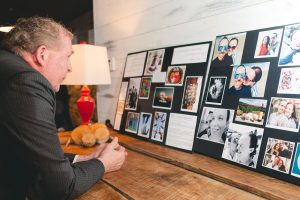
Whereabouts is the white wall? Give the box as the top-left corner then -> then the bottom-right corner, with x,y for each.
93,0 -> 300,123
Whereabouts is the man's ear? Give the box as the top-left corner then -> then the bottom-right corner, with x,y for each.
34,45 -> 48,67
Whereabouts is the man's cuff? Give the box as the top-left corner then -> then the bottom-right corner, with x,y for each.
72,155 -> 79,163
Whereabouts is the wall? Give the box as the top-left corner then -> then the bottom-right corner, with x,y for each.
93,0 -> 300,123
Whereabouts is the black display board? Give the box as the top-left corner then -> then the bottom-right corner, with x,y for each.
193,23 -> 300,185
115,41 -> 212,150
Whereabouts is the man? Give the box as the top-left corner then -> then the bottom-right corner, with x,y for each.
211,37 -> 233,67
228,37 -> 239,65
0,17 -> 127,200
243,66 -> 262,97
267,100 -> 288,127
228,65 -> 252,97
269,33 -> 279,55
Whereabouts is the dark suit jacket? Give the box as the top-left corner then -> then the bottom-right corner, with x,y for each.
0,49 -> 105,200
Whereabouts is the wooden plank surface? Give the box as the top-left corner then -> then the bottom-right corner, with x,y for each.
110,131 -> 300,200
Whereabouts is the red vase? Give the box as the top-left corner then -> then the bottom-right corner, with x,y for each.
77,85 -> 95,125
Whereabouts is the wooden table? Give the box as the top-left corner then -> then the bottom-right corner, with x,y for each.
59,131 -> 300,200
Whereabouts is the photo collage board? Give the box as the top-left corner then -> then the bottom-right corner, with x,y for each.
193,23 -> 300,185
114,42 -> 212,151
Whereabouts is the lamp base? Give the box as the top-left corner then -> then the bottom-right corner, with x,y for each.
77,85 -> 95,125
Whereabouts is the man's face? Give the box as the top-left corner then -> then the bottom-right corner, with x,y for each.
228,39 -> 238,54
217,38 -> 229,60
244,68 -> 255,86
233,66 -> 246,90
271,33 -> 277,43
278,100 -> 287,114
44,34 -> 73,92
291,31 -> 300,50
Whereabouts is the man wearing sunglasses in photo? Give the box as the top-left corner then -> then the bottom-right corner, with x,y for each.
228,65 -> 252,97
243,66 -> 262,97
228,37 -> 239,65
211,37 -> 233,67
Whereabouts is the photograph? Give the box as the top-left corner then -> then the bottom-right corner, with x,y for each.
205,76 -> 227,105
137,112 -> 152,138
262,137 -> 295,174
125,78 -> 141,110
151,112 -> 167,142
125,112 -> 140,134
254,28 -> 283,58
139,77 -> 152,99
278,23 -> 300,66
197,107 -> 234,144
222,123 -> 264,168
211,32 -> 246,67
266,97 -> 300,132
277,67 -> 300,94
228,62 -> 270,97
152,87 -> 174,110
165,65 -> 186,86
144,49 -> 165,76
235,98 -> 268,126
181,76 -> 203,113
291,143 -> 300,178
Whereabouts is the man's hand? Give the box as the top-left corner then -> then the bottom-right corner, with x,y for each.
98,137 -> 127,173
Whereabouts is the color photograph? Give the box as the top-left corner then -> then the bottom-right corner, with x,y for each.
262,137 -> 294,174
222,123 -> 264,168
235,98 -> 267,126
277,67 -> 300,94
125,78 -> 141,110
211,32 -> 246,67
139,77 -> 152,99
205,76 -> 227,105
151,112 -> 167,142
254,28 -> 283,58
144,49 -> 165,76
138,112 -> 152,138
125,112 -> 140,134
152,87 -> 174,110
266,97 -> 300,132
291,143 -> 300,178
197,107 -> 234,144
165,65 -> 186,86
181,76 -> 203,113
228,62 -> 270,97
278,23 -> 300,66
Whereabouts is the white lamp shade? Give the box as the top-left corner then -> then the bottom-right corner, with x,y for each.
62,44 -> 111,85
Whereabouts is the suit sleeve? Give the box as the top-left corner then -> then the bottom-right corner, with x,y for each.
4,72 -> 104,200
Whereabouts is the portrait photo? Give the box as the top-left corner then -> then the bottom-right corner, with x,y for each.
211,32 -> 246,67
266,97 -> 300,132
151,112 -> 167,142
138,112 -> 152,138
235,98 -> 268,126
205,76 -> 227,105
277,67 -> 300,94
197,107 -> 234,144
125,112 -> 140,134
262,137 -> 295,174
152,87 -> 174,110
139,77 -> 152,99
125,78 -> 141,110
228,62 -> 270,97
144,49 -> 165,76
222,123 -> 264,168
291,143 -> 300,178
279,23 -> 300,66
165,65 -> 186,86
254,28 -> 283,58
181,76 -> 203,113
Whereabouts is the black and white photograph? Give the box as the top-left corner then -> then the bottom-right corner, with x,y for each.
137,112 -> 152,138
278,23 -> 300,66
197,107 -> 234,144
266,97 -> 300,132
254,29 -> 283,58
211,32 -> 246,67
144,49 -> 165,76
262,137 -> 295,174
151,112 -> 167,142
205,76 -> 226,105
125,78 -> 141,110
125,112 -> 140,134
222,123 -> 264,168
152,87 -> 174,110
235,98 -> 267,126
277,67 -> 300,94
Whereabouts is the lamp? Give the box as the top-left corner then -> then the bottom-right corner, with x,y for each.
62,43 -> 111,125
